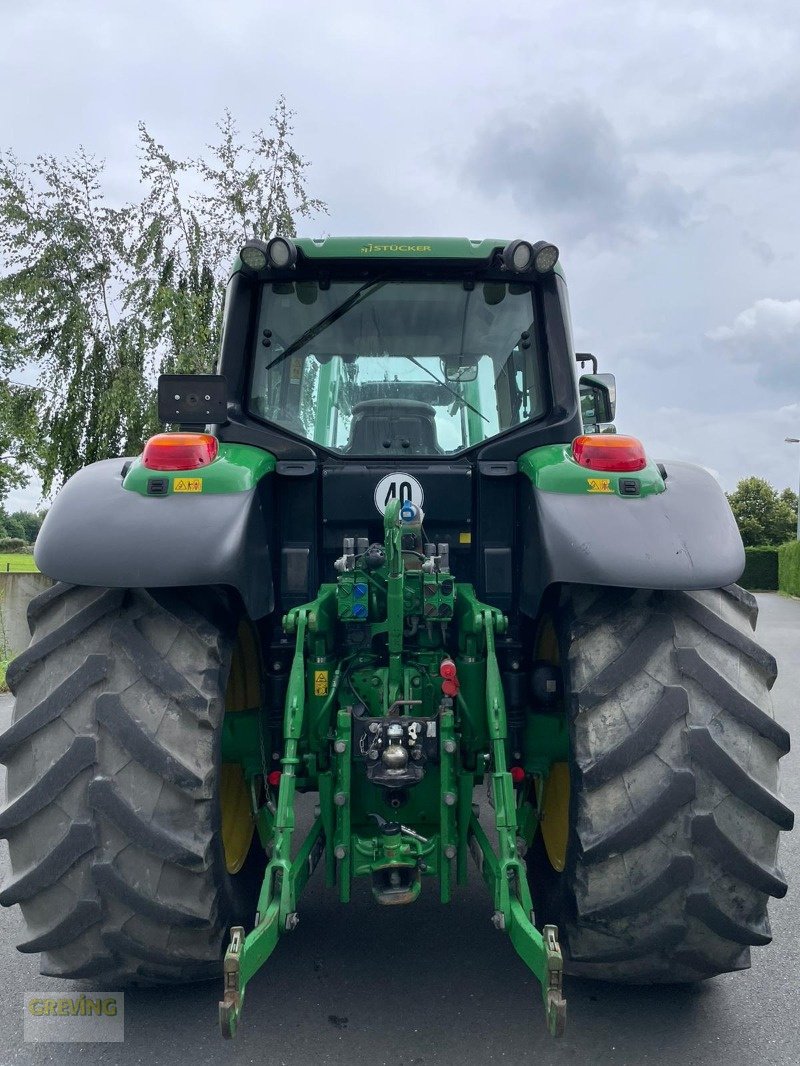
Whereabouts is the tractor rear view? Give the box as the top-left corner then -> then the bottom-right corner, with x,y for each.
0,236 -> 792,1040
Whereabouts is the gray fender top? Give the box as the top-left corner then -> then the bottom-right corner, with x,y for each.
35,458 -> 274,618
520,460 -> 745,613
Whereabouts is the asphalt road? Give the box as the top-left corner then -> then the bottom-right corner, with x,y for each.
1,593 -> 798,1066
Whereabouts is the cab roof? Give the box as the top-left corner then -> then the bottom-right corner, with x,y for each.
293,237 -> 505,259
231,237 -> 565,277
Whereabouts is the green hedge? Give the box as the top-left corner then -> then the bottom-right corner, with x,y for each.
741,546 -> 779,591
778,540 -> 800,596
0,537 -> 27,553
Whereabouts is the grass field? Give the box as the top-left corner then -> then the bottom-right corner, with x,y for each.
0,553 -> 38,573
1,554 -> 39,687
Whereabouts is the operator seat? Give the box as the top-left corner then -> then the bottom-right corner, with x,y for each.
347,399 -> 442,454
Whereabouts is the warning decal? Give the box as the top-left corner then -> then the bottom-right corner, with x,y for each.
173,478 -> 203,493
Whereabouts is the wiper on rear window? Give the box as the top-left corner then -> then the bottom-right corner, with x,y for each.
403,355 -> 489,423
265,277 -> 387,371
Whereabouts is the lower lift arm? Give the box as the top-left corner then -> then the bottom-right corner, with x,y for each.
219,603 -> 325,1038
460,597 -> 566,1038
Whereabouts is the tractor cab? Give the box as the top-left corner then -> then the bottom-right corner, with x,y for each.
229,238 -> 579,461
214,237 -> 588,615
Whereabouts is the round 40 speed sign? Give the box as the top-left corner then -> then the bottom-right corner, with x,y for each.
373,471 -> 424,515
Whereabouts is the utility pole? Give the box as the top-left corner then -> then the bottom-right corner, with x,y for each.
786,438 -> 800,540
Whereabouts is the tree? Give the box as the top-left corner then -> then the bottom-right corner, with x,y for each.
0,314 -> 39,501
726,477 -> 797,546
6,509 -> 45,543
779,486 -> 798,527
0,506 -> 40,541
0,383 -> 37,502
0,99 -> 325,496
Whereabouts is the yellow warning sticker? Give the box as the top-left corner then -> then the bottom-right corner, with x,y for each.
173,478 -> 203,493
587,478 -> 612,494
314,670 -> 329,696
459,531 -> 472,545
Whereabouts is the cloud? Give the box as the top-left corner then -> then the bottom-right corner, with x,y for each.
638,75 -> 800,161
463,99 -> 692,242
622,401 -> 800,492
0,0 -> 797,497
3,468 -> 44,513
741,231 -> 776,266
707,298 -> 800,389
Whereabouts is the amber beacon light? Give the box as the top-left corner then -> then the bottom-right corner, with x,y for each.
572,434 -> 647,473
142,432 -> 219,471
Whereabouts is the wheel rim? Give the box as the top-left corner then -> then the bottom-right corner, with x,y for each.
534,614 -> 570,873
221,621 -> 261,875
540,763 -> 570,872
220,764 -> 254,874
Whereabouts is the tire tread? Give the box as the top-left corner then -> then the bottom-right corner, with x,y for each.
534,584 -> 792,983
0,583 -> 258,984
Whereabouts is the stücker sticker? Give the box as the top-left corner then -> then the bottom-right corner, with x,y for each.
314,670 -> 329,696
586,478 -> 612,494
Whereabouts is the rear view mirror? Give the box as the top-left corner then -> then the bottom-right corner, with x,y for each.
579,372 -> 616,430
442,357 -> 479,383
593,373 -> 616,420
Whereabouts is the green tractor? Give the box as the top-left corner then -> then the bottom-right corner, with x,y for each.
0,237 -> 792,1039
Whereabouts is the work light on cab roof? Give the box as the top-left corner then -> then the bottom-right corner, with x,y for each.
240,236 -> 298,272
501,239 -> 559,273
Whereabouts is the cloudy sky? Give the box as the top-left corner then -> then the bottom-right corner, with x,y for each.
2,0 -> 799,509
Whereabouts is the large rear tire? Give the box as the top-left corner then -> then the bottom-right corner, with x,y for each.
0,583 -> 264,984
528,584 -> 793,982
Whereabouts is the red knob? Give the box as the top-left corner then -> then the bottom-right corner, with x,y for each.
267,770 -> 282,788
441,678 -> 459,698
510,766 -> 525,784
439,659 -> 457,680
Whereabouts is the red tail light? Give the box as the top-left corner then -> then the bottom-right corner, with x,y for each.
142,432 -> 218,471
572,434 -> 646,473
